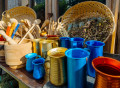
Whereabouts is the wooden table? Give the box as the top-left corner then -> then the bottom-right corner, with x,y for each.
0,53 -> 120,88
0,62 -> 46,88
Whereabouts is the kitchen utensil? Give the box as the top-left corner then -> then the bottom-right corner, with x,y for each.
18,19 -> 41,44
0,30 -> 17,44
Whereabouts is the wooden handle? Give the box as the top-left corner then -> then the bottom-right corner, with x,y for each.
23,25 -> 34,39
9,22 -> 16,37
18,24 -> 35,44
0,30 -> 17,44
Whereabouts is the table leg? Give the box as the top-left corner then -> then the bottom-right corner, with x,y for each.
18,81 -> 29,88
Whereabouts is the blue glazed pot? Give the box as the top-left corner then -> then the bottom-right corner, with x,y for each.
85,40 -> 105,77
32,58 -> 45,80
60,37 -> 70,48
69,37 -> 85,48
25,53 -> 41,72
65,48 -> 90,88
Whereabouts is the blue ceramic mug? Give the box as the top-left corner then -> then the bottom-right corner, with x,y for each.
69,37 -> 85,48
65,48 -> 90,88
85,40 -> 105,77
32,58 -> 45,80
25,53 -> 41,72
60,37 -> 70,48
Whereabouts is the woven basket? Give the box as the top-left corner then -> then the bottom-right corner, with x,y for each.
61,1 -> 115,42
2,6 -> 36,24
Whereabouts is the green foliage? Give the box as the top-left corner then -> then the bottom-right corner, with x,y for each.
33,2 -> 45,12
59,0 -> 68,16
0,73 -> 18,88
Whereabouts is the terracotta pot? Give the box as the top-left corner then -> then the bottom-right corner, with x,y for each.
4,39 -> 32,69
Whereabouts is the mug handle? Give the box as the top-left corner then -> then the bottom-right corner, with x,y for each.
36,55 -> 41,59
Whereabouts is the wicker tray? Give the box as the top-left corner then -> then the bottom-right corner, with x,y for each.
61,1 -> 115,42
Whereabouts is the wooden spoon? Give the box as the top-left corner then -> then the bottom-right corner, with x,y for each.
18,19 -> 41,44
0,30 -> 17,44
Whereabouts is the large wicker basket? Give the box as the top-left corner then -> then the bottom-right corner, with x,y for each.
61,1 -> 115,42
2,6 -> 36,24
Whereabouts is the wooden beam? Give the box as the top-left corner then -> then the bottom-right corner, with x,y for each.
110,0 -> 119,54
106,0 -> 112,9
0,0 -> 2,19
116,1 -> 120,54
104,0 -> 119,54
5,0 -> 8,10
45,0 -> 58,21
45,0 -> 48,19
52,0 -> 58,21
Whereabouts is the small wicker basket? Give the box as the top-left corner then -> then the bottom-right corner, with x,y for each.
2,6 -> 36,24
61,1 -> 115,42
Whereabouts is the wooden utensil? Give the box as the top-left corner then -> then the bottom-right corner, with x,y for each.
11,23 -> 20,39
0,30 -> 17,44
22,25 -> 34,39
6,22 -> 11,35
18,19 -> 41,44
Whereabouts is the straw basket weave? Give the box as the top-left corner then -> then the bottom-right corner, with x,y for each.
61,1 -> 115,42
2,6 -> 36,24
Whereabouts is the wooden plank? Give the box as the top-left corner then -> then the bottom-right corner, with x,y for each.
45,0 -> 48,19
106,0 -> 112,9
110,0 -> 119,54
52,0 -> 59,21
49,0 -> 52,13
104,0 -> 119,54
115,1 -> 120,54
104,0 -> 112,53
5,0 -> 8,10
0,0 -> 2,19
0,62 -> 46,88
